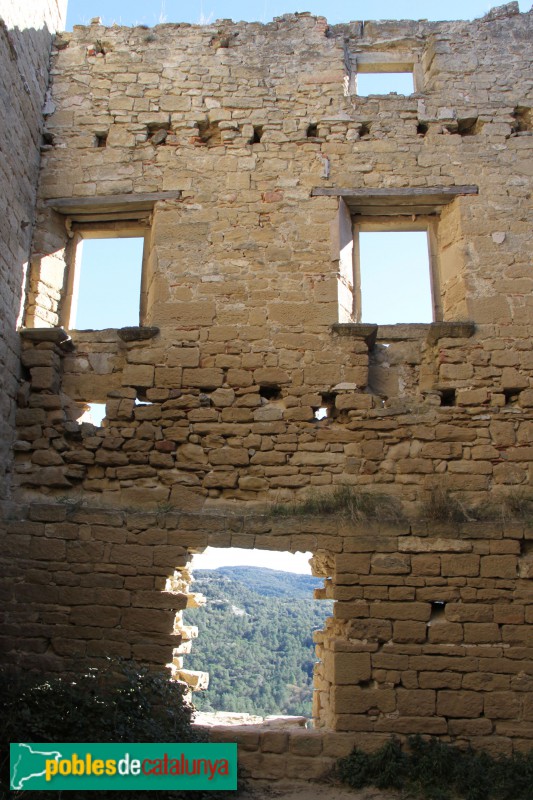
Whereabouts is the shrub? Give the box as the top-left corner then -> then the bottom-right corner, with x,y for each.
0,660 -> 237,799
336,735 -> 533,800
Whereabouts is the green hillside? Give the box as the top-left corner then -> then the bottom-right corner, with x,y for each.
184,567 -> 332,718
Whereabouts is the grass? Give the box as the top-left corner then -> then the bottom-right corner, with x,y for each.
419,489 -> 475,524
336,735 -> 533,800
269,486 -> 533,527
270,485 -> 405,523
478,489 -> 533,523
420,488 -> 533,525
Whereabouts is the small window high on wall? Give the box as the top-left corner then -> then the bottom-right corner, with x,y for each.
357,71 -> 415,96
345,53 -> 421,97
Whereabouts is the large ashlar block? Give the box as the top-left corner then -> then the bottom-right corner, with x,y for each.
323,651 -> 371,685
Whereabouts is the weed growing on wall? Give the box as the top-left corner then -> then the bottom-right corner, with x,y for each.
270,485 -> 405,523
336,735 -> 533,800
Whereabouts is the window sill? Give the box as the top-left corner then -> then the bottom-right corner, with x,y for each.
331,321 -> 475,347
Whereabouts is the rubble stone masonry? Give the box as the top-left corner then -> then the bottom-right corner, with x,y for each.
1,0 -> 532,767
0,0 -> 66,500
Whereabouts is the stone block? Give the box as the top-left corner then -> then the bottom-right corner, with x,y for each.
397,690 -> 436,716
480,555 -> 518,578
371,602 -> 431,622
121,607 -> 175,634
393,620 -> 427,643
437,691 -> 483,718
260,731 -> 288,753
324,651 -> 371,684
122,364 -> 155,387
288,732 -> 323,756
334,686 -> 396,714
440,554 -> 480,577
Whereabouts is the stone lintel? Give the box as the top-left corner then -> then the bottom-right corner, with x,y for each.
311,186 -> 479,215
45,190 -> 183,216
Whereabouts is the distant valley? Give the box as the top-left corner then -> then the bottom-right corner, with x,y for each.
185,566 -> 333,718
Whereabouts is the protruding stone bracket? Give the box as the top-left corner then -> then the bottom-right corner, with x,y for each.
331,322 -> 377,348
117,326 -> 160,342
331,321 -> 475,351
426,321 -> 475,345
20,326 -> 74,351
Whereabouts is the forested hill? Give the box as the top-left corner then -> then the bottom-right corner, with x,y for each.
200,565 -> 322,598
185,567 -> 332,718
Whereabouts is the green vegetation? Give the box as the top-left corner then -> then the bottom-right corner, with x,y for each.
420,488 -> 474,523
269,485 -> 533,526
337,736 -> 533,800
420,487 -> 533,524
0,660 -> 241,799
185,567 -> 332,717
269,484 -> 405,523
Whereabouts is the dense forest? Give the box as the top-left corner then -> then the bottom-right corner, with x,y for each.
184,567 -> 333,718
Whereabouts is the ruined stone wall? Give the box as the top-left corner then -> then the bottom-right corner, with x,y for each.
3,501 -> 532,756
2,3 -> 533,759
16,6 -> 533,516
0,0 -> 66,502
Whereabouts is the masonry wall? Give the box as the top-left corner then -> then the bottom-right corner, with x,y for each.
1,2 -> 533,760
0,0 -> 66,502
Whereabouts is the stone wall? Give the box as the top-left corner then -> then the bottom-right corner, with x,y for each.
0,0 -> 66,502
12,322 -> 533,514
2,1 -> 533,760
2,501 -> 532,755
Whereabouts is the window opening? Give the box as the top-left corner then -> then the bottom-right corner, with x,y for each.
315,392 -> 336,420
250,125 -> 263,144
94,132 -> 108,147
184,548 -> 332,720
78,402 -> 106,426
147,126 -> 169,145
356,71 -> 414,96
440,389 -> 456,407
70,237 -> 144,329
259,385 -> 281,401
197,120 -> 221,146
504,389 -> 520,406
306,123 -> 319,138
358,230 -> 433,324
429,600 -> 446,624
457,117 -> 483,136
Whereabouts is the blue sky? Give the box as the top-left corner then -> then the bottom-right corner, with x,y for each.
66,0 -> 530,28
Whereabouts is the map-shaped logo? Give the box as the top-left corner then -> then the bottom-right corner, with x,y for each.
10,743 -> 63,789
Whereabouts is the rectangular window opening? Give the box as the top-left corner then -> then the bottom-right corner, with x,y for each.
180,547 -> 332,722
357,229 -> 434,324
356,70 -> 415,96
67,235 -> 145,330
